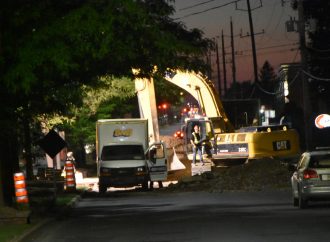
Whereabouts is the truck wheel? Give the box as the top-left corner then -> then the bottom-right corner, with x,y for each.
293,197 -> 299,207
99,184 -> 107,194
142,180 -> 149,191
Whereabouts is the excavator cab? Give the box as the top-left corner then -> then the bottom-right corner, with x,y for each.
183,118 -> 215,160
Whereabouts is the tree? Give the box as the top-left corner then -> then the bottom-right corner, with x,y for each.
0,0 -> 213,206
154,77 -> 184,105
291,0 -> 330,148
291,0 -> 330,110
62,76 -> 138,166
256,60 -> 277,108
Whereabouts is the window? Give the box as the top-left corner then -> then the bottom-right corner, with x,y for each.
150,144 -> 165,159
309,154 -> 330,168
101,145 -> 145,161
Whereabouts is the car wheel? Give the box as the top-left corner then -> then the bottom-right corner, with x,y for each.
99,184 -> 107,194
142,180 -> 149,191
298,189 -> 308,209
293,197 -> 299,207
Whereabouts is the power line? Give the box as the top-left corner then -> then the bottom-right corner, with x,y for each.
208,44 -> 298,58
174,0 -> 241,20
291,48 -> 300,63
256,70 -> 301,96
267,5 -> 285,38
235,47 -> 299,57
302,70 -> 330,82
263,1 -> 277,32
257,1 -> 281,44
307,46 -> 330,53
179,0 -> 218,11
239,42 -> 298,53
280,68 -> 330,98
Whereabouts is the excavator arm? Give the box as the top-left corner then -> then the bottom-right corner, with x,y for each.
134,69 -> 234,142
165,70 -> 234,133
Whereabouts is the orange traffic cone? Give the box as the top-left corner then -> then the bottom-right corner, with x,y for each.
65,160 -> 76,191
13,172 -> 29,204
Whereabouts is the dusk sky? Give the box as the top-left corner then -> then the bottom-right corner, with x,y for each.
172,0 -> 300,83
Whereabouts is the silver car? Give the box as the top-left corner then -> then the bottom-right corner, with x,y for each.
291,150 -> 330,208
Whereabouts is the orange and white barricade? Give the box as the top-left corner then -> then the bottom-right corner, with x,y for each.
13,172 -> 29,204
64,160 -> 76,191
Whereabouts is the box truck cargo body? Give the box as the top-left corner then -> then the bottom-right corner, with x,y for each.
96,119 -> 167,193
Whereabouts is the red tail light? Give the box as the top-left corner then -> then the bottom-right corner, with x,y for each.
303,169 -> 318,179
174,131 -> 184,138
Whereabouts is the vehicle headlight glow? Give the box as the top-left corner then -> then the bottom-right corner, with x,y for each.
136,167 -> 145,172
101,168 -> 110,173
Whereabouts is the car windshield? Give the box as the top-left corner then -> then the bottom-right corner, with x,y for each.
309,154 -> 330,168
101,145 -> 145,161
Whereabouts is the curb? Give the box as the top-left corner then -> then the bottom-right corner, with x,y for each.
10,218 -> 53,242
67,194 -> 82,208
12,194 -> 81,242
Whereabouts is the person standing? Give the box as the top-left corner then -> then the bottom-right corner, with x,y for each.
190,124 -> 204,165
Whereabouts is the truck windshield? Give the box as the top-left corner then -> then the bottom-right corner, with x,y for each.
101,145 -> 145,161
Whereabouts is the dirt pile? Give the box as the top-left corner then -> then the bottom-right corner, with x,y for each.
167,158 -> 292,193
161,135 -> 293,193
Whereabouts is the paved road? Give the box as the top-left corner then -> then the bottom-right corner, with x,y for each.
24,190 -> 330,242
159,122 -> 182,136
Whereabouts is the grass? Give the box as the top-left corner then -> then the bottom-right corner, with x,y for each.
0,223 -> 32,242
0,191 -> 81,242
55,192 -> 79,206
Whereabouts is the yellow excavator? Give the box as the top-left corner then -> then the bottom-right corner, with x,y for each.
164,70 -> 300,163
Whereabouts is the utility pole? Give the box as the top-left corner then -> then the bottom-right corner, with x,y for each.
247,0 -> 259,83
236,0 -> 263,83
230,17 -> 237,98
221,29 -> 228,95
215,38 -> 222,96
206,50 -> 212,80
297,0 -> 311,150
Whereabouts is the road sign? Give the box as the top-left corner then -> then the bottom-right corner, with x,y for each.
38,129 -> 67,158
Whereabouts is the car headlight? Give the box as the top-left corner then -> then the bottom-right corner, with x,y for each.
136,167 -> 145,172
101,168 -> 110,173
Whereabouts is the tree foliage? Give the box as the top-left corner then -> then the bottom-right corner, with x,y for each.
1,0 -> 213,122
1,0 -> 212,94
154,77 -> 183,106
256,61 -> 277,108
0,0 -> 214,205
292,0 -> 330,110
290,0 -> 330,149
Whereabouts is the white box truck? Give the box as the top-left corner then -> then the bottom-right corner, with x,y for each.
96,119 -> 167,193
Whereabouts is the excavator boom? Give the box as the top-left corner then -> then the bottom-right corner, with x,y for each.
165,71 -> 234,133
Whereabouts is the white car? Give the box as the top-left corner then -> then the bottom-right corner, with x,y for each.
291,149 -> 330,208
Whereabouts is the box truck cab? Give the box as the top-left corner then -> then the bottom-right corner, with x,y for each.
96,119 -> 167,193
